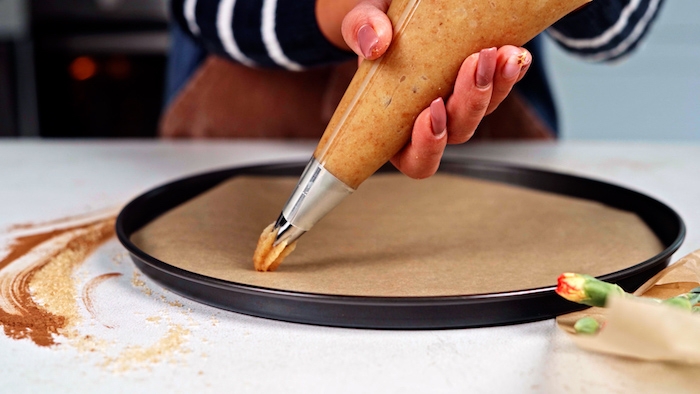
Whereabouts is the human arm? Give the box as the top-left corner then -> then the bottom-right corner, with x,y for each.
169,0 -> 531,179
169,0 -> 356,69
548,0 -> 665,61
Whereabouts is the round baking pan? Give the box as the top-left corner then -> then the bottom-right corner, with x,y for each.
116,159 -> 685,329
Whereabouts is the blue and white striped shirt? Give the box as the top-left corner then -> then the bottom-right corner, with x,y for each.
168,0 -> 664,133
171,0 -> 664,70
172,0 -> 355,70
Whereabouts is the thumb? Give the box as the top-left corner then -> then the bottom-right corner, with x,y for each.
341,0 -> 393,60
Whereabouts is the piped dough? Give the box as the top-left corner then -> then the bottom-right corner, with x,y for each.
253,223 -> 297,272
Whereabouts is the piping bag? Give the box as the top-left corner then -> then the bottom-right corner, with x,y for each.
253,0 -> 591,271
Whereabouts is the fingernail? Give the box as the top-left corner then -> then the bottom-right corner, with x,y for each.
518,51 -> 531,67
502,55 -> 522,80
358,24 -> 379,59
476,47 -> 497,88
430,98 -> 446,136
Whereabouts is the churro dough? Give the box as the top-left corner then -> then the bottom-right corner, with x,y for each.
253,223 -> 296,272
131,174 -> 664,297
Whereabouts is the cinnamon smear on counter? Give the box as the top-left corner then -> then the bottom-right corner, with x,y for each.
0,213 -> 194,372
3,208 -> 118,233
81,272 -> 123,329
0,230 -> 67,272
0,218 -> 115,346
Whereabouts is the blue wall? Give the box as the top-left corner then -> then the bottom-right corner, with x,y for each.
545,0 -> 700,140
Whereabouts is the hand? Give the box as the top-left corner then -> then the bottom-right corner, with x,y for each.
337,1 -> 532,179
315,0 -> 365,51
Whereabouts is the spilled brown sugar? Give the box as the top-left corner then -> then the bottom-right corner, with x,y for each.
101,325 -> 191,372
0,218 -> 115,346
0,212 -> 197,372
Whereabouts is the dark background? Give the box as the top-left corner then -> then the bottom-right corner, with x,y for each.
0,0 -> 169,138
0,0 -> 697,140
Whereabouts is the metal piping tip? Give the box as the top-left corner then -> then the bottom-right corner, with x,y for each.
271,157 -> 354,247
272,213 -> 306,246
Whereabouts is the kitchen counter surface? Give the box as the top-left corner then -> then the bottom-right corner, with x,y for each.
1,140 -> 699,393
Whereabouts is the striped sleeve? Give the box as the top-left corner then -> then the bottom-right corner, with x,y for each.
548,0 -> 664,62
170,0 -> 356,70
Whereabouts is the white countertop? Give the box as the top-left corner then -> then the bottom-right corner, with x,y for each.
1,140 -> 699,393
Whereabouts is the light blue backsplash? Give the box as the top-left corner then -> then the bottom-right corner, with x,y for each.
545,0 -> 700,140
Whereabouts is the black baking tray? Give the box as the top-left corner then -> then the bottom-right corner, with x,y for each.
116,158 -> 685,329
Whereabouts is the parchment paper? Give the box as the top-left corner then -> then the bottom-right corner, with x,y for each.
131,174 -> 663,297
557,250 -> 700,364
